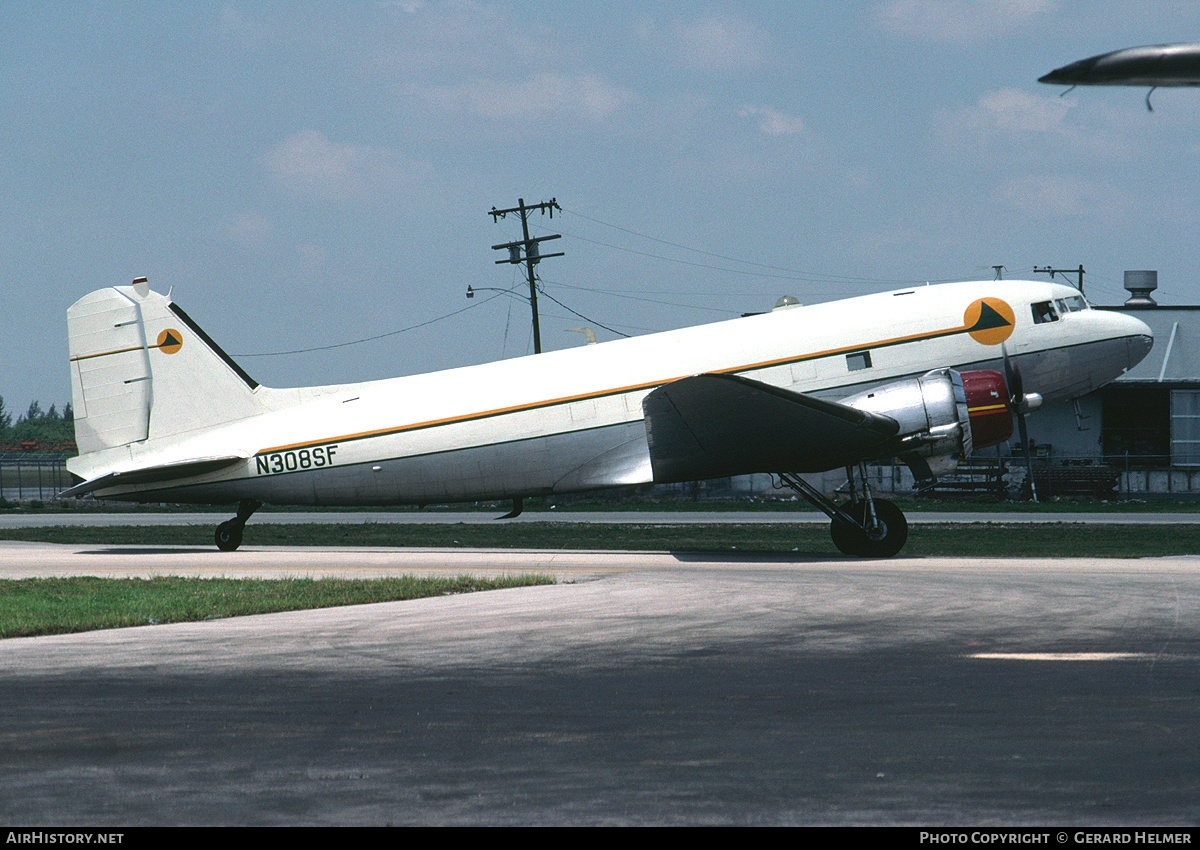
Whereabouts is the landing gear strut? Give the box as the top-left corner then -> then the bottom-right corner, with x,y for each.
215,499 -> 262,552
779,465 -> 908,558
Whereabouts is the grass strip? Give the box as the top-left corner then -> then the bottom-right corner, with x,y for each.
0,574 -> 553,639
3,521 -> 1200,557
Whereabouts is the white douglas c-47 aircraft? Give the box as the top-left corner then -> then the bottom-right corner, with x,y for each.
62,277 -> 1152,556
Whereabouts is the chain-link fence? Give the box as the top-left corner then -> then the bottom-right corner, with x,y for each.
0,454 -> 72,501
836,454 -> 1198,500
4,452 -> 1200,505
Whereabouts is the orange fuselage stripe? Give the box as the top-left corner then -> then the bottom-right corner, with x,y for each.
71,341 -> 172,362
257,318 -> 981,455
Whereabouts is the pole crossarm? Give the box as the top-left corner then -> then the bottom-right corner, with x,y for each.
492,234 -> 563,263
1033,264 -> 1086,295
490,198 -> 560,221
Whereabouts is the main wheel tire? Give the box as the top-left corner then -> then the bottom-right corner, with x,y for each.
829,499 -> 908,558
215,520 -> 244,552
830,502 -> 868,556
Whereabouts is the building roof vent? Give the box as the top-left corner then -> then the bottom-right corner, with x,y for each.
1124,270 -> 1158,306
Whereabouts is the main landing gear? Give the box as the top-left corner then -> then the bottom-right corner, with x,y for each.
779,465 -> 909,558
215,499 -> 262,552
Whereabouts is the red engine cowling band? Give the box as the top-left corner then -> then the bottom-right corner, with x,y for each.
960,369 -> 1013,449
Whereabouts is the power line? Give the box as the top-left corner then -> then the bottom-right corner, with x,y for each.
537,287 -> 630,338
234,290 -> 507,357
546,278 -> 737,316
559,205 -> 946,287
554,228 -> 819,283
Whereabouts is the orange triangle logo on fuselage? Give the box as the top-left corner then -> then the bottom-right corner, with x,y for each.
964,298 -> 1015,345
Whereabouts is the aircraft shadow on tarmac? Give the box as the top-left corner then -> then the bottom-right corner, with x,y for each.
79,547 -> 219,555
668,549 -> 868,563
73,545 -> 895,562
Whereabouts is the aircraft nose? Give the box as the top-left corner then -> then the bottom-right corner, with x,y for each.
1038,60 -> 1079,85
1038,56 -> 1099,86
1130,331 -> 1153,368
1117,312 -> 1154,370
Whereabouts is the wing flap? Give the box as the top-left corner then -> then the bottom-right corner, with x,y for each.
58,455 -> 248,499
642,374 -> 899,482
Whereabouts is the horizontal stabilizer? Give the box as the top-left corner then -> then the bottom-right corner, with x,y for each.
58,455 -> 248,499
642,373 -> 899,482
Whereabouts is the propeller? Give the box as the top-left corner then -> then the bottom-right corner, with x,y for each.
1002,344 -> 1039,502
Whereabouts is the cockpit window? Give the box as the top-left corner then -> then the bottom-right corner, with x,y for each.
1031,301 -> 1058,324
1055,295 -> 1088,313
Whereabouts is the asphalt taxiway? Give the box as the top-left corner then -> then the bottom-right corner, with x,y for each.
2,541 -> 1198,825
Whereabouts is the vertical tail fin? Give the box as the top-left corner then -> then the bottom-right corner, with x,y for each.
69,280 -> 265,454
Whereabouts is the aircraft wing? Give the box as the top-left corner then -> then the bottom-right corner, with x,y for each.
58,455 -> 249,499
642,373 -> 900,483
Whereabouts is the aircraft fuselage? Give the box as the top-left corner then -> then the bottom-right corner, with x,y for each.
66,279 -> 1151,506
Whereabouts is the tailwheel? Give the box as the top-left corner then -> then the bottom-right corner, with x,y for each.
215,520 -> 244,552
830,499 -> 908,558
214,499 -> 261,552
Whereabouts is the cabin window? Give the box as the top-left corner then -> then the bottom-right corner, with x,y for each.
846,351 -> 872,371
1031,301 -> 1059,324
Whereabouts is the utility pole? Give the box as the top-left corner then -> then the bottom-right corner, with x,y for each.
1033,264 -> 1086,295
489,197 -> 563,354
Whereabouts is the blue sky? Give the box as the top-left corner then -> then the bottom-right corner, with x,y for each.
5,1 -> 1200,414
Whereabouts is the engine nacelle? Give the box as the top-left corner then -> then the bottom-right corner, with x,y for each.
960,369 -> 1016,450
840,369 -> 1013,479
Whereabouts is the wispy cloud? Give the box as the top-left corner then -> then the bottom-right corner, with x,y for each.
739,106 -> 806,136
218,211 -> 273,246
377,0 -> 426,13
657,12 -> 774,73
944,87 -> 1073,137
416,73 -> 637,122
932,87 -> 1131,165
993,174 -> 1123,219
873,0 -> 1055,45
264,130 -> 430,202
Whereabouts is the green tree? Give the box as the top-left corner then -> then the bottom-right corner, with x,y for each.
2,398 -> 74,445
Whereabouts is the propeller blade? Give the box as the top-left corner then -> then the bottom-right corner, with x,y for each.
1001,343 -> 1023,409
1002,343 -> 1038,502
1015,400 -> 1038,503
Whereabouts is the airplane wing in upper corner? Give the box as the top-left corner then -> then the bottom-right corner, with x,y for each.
641,373 -> 901,483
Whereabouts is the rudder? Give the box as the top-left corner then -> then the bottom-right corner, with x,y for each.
69,279 -> 265,454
